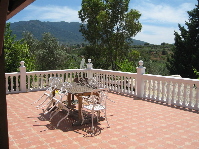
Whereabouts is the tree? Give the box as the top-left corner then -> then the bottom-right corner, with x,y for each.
167,1 -> 199,78
4,23 -> 35,72
22,32 -> 82,70
35,33 -> 67,70
78,0 -> 142,70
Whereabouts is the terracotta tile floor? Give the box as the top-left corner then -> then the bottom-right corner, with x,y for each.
6,91 -> 199,149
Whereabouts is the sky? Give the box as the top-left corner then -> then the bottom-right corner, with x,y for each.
7,0 -> 197,45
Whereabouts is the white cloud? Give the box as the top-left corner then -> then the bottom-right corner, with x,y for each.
134,24 -> 179,44
23,5 -> 81,22
130,1 -> 195,44
132,2 -> 193,24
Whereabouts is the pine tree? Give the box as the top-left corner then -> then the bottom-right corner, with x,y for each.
167,1 -> 199,78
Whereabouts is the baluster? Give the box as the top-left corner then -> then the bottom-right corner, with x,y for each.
109,74 -> 112,90
160,81 -> 164,102
37,74 -> 40,89
186,85 -> 191,108
152,80 -> 156,100
27,75 -> 30,91
103,73 -> 105,88
156,80 -> 160,101
176,83 -> 181,106
188,85 -> 193,109
10,76 -> 13,92
6,76 -> 8,93
116,76 -> 119,92
38,74 -> 41,89
148,80 -> 152,99
70,72 -> 72,82
98,73 -> 100,87
131,77 -> 134,95
120,76 -> 122,93
143,79 -> 147,98
116,76 -> 119,93
194,86 -> 199,110
123,76 -> 126,93
126,77 -> 129,94
112,75 -> 114,90
41,75 -> 44,89
16,75 -> 19,92
106,74 -> 109,88
166,81 -> 171,104
65,72 -> 68,83
112,75 -> 115,91
32,75 -> 35,89
182,83 -> 187,107
171,82 -> 176,105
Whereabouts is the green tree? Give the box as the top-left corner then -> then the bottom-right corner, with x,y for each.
116,49 -> 140,72
35,33 -> 67,70
167,1 -> 199,78
4,23 -> 35,72
78,0 -> 142,70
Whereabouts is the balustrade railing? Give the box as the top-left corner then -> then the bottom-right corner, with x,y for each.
4,60 -> 199,110
142,74 -> 199,110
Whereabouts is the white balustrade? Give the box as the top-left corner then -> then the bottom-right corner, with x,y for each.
4,60 -> 199,110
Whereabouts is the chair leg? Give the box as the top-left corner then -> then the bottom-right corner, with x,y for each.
81,110 -> 85,125
32,94 -> 45,105
91,110 -> 94,133
57,109 -> 70,127
105,109 -> 110,128
38,97 -> 52,110
44,101 -> 58,115
36,95 -> 51,108
49,108 -> 60,121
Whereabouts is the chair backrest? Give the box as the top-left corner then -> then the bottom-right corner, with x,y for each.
90,88 -> 109,105
87,78 -> 98,88
49,77 -> 63,88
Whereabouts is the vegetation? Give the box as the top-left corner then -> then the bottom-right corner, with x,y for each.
78,0 -> 142,70
5,21 -> 173,75
4,23 -> 34,72
167,1 -> 199,78
4,24 -> 82,72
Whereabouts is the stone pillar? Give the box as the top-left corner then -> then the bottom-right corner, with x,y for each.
86,59 -> 93,79
136,60 -> 146,98
19,61 -> 27,92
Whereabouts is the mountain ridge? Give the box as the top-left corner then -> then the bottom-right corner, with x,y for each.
10,20 -> 147,45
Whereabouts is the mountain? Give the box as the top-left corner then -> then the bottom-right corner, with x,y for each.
10,20 -> 146,45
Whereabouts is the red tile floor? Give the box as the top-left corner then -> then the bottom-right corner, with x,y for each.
7,91 -> 199,149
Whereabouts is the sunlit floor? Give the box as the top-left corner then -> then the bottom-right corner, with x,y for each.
7,91 -> 199,149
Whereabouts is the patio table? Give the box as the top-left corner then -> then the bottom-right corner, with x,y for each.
66,84 -> 99,125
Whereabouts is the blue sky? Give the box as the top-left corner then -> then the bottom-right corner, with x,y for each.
7,0 -> 197,45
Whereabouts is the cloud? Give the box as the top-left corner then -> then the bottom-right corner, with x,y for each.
131,2 -> 194,25
23,5 -> 81,22
130,1 -> 195,44
134,24 -> 179,44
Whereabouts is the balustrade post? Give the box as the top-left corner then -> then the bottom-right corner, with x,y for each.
86,59 -> 93,79
136,60 -> 146,98
19,61 -> 26,92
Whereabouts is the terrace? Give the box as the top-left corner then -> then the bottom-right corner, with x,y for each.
6,60 -> 199,148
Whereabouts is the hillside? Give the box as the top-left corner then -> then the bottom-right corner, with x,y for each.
10,20 -> 146,45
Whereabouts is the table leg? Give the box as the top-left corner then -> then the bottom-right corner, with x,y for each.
67,93 -> 71,107
76,96 -> 82,121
